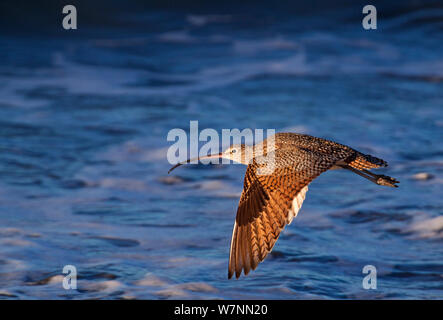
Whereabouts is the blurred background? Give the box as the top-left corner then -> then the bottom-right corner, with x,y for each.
0,0 -> 442,299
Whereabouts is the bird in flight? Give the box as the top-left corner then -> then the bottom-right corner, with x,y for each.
168,132 -> 399,279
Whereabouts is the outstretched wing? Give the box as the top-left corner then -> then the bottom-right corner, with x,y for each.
228,148 -> 337,279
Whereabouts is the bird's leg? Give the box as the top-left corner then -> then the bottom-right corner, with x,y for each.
340,165 -> 398,188
341,165 -> 379,184
359,169 -> 379,178
361,169 -> 400,186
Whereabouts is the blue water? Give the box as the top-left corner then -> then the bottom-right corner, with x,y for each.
0,1 -> 442,299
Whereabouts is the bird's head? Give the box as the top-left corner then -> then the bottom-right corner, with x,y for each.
221,143 -> 249,164
168,143 -> 253,174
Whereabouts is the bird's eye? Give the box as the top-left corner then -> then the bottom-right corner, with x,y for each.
231,149 -> 237,154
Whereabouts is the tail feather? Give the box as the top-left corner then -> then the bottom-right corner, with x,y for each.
347,153 -> 388,170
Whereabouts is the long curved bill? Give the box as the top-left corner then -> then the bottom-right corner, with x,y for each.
168,152 -> 223,174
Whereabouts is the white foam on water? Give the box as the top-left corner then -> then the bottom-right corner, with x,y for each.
134,272 -> 218,298
198,180 -> 228,191
154,287 -> 189,298
406,216 -> 443,239
176,282 -> 218,293
412,172 -> 434,181
142,146 -> 170,162
0,238 -> 34,247
4,259 -> 28,271
0,290 -> 17,297
46,275 -> 64,285
157,176 -> 188,185
97,141 -> 168,163
135,273 -> 170,287
152,282 -> 218,299
0,228 -> 22,237
82,280 -> 123,293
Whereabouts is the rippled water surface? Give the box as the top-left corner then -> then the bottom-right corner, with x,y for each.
0,1 -> 442,299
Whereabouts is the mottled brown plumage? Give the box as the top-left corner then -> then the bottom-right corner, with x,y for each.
168,132 -> 399,279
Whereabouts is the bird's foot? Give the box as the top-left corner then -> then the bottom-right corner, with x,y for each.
376,175 -> 399,188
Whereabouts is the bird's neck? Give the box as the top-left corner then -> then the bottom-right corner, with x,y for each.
240,142 -> 274,165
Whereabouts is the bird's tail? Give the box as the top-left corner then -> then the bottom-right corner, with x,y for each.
344,152 -> 399,188
347,153 -> 388,170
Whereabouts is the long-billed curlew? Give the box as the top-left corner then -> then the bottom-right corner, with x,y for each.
168,132 -> 399,279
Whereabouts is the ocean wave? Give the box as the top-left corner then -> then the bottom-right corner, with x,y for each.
406,216 -> 443,239
186,14 -> 232,27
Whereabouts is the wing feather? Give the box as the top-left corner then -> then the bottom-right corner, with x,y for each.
228,148 -> 336,278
